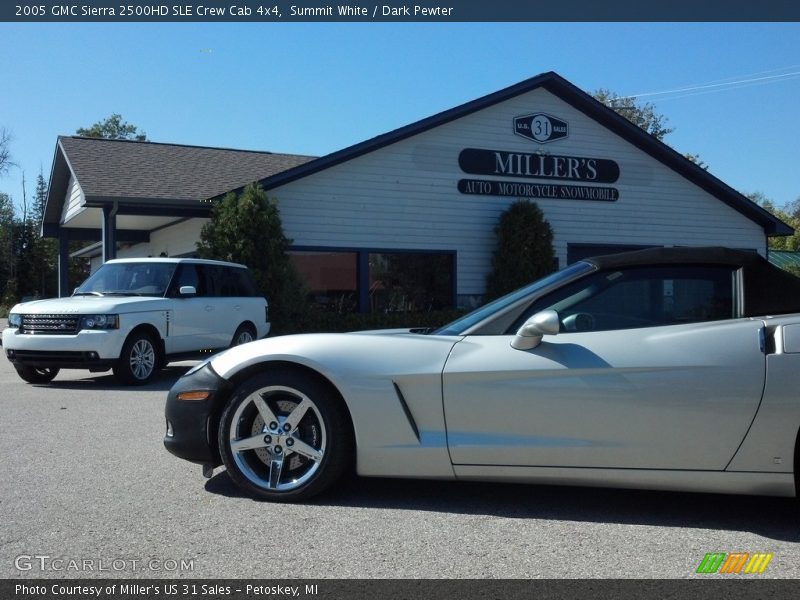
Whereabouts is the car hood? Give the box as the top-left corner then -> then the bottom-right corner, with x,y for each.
10,296 -> 171,314
207,331 -> 463,382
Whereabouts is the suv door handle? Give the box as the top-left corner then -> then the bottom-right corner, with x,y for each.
205,305 -> 214,312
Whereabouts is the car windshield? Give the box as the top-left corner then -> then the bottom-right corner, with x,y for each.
433,261 -> 594,335
74,262 -> 177,297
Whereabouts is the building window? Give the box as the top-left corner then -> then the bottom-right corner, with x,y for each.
290,251 -> 358,312
368,252 -> 454,312
290,248 -> 456,313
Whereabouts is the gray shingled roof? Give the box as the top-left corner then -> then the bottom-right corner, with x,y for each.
59,136 -> 315,202
42,136 -> 316,231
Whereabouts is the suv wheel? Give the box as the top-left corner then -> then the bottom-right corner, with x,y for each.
113,331 -> 159,385
231,323 -> 256,347
15,366 -> 60,384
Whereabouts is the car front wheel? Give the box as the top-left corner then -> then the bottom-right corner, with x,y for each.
218,371 -> 351,501
113,332 -> 159,385
15,366 -> 59,384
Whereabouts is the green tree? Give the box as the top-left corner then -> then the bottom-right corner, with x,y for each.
197,183 -> 307,334
76,114 -> 147,141
683,153 -> 709,170
593,89 -> 674,141
31,171 -> 47,226
485,200 -> 555,301
0,193 -> 16,306
593,89 -> 708,169
751,192 -> 800,251
12,193 -> 37,298
29,172 -> 57,296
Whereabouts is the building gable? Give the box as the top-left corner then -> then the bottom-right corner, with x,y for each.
249,71 -> 789,238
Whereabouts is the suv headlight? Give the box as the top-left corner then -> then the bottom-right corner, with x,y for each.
8,313 -> 21,328
80,314 -> 119,330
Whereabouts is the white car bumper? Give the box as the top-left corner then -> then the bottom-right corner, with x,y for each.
2,327 -> 125,370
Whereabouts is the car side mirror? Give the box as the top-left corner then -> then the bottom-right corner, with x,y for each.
511,310 -> 560,351
179,285 -> 197,296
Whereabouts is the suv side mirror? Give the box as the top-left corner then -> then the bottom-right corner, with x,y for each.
511,310 -> 560,350
179,285 -> 197,296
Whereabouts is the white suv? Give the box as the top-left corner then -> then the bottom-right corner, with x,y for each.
2,258 -> 270,385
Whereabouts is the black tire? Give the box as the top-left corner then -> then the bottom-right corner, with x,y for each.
15,366 -> 59,384
218,370 -> 352,502
113,331 -> 160,385
231,323 -> 257,347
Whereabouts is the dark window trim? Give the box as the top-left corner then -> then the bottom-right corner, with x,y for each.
567,243 -> 657,265
289,245 -> 458,313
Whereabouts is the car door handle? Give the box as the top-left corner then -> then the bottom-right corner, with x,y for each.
205,305 -> 214,312
233,305 -> 241,311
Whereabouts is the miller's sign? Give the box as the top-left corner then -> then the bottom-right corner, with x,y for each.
514,113 -> 568,143
459,148 -> 620,184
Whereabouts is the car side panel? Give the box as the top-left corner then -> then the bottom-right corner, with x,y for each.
727,318 -> 800,475
442,319 -> 766,470
166,298 -> 221,353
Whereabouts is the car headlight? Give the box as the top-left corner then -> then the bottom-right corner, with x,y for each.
80,314 -> 119,330
8,313 -> 21,328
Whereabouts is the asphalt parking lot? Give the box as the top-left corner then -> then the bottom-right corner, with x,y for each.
1,321 -> 799,580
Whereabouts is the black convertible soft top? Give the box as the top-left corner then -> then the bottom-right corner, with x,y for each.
583,246 -> 800,318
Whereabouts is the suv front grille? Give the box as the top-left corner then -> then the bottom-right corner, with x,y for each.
20,314 -> 80,335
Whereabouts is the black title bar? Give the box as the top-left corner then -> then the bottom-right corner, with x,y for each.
4,579 -> 800,600
3,0 -> 800,22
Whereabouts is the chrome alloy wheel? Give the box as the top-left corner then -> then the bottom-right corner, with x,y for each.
129,338 -> 156,380
227,385 -> 326,492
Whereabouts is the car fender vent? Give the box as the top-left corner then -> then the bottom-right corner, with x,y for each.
392,382 -> 420,442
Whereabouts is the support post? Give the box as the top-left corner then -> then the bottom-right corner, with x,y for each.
58,231 -> 69,297
102,203 -> 118,262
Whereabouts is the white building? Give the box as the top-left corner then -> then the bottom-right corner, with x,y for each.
43,71 -> 790,310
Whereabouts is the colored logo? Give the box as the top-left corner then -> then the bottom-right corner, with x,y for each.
696,552 -> 773,574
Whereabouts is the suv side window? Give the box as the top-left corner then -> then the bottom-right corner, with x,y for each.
169,263 -> 259,298
234,267 -> 260,297
197,265 -> 221,297
202,266 -> 260,297
219,266 -> 241,297
170,264 -> 205,297
510,265 -> 737,333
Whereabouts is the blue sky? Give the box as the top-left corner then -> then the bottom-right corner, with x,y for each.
1,22 -> 799,213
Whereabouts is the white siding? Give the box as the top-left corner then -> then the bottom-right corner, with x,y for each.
148,219 -> 207,257
107,218 -> 207,263
60,176 -> 85,224
266,87 -> 764,295
112,87 -> 767,300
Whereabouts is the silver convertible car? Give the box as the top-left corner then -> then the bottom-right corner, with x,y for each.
164,247 -> 800,502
